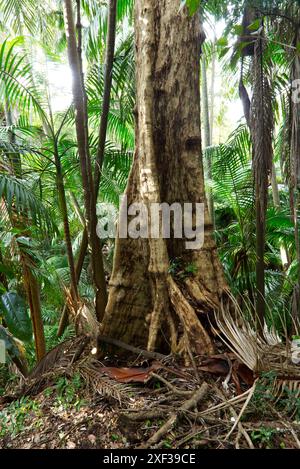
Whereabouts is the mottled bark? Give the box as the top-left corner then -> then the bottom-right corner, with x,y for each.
100,1 -> 227,356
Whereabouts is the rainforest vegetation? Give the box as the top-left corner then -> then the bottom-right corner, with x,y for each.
0,0 -> 300,451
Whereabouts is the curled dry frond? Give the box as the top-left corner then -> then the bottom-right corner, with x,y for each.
215,293 -> 300,379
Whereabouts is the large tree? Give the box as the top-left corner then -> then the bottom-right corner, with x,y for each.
100,0 -> 227,356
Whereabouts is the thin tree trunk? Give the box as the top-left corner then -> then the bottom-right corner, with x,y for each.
209,39 -> 216,145
0,247 -> 8,290
94,0 -> 118,194
64,0 -> 107,321
100,1 -> 227,357
201,58 -> 215,228
4,105 -> 46,360
250,32 -> 274,332
54,146 -> 78,302
289,27 -> 300,329
70,191 -> 86,228
21,258 -> 46,361
58,0 -> 118,334
57,229 -> 88,336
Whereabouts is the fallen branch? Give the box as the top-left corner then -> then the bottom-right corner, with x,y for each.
140,382 -> 209,448
97,334 -> 168,361
151,372 -> 192,397
119,409 -> 168,423
225,380 -> 257,441
214,386 -> 254,449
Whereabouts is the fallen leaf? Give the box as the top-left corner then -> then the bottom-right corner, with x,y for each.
99,362 -> 162,383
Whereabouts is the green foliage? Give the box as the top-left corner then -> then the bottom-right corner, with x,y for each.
251,427 -> 277,448
168,257 -> 198,279
0,291 -> 32,341
181,0 -> 200,15
0,396 -> 41,437
0,173 -> 56,233
0,39 -> 48,121
54,373 -> 85,410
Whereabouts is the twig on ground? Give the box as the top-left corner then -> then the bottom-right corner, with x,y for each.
140,382 -> 209,449
150,373 -> 192,397
97,335 -> 168,361
225,380 -> 257,443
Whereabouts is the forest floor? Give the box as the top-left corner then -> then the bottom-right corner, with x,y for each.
0,337 -> 300,449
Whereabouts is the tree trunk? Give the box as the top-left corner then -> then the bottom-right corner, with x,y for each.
289,27 -> 300,328
94,0 -> 118,194
201,57 -> 215,229
54,146 -> 78,302
4,104 -> 46,360
64,0 -> 107,321
21,254 -> 46,361
58,0 -> 117,335
250,31 -> 274,332
209,38 -> 216,145
100,1 -> 227,357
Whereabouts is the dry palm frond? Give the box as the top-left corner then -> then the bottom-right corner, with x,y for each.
198,384 -> 255,417
215,296 -> 300,414
215,294 -> 300,379
29,335 -> 90,379
64,287 -> 99,338
78,360 -> 132,405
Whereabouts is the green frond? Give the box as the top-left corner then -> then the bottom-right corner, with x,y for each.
0,39 -> 48,124
0,173 -> 56,233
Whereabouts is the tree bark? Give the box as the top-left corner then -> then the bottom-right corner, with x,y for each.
100,1 -> 227,357
289,27 -> 300,328
201,57 -> 215,229
64,0 -> 107,321
4,104 -> 46,361
94,0 -> 118,194
22,258 -> 46,361
209,38 -> 216,145
58,0 -> 118,334
54,145 -> 78,302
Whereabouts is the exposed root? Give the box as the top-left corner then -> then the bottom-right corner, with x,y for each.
167,276 -> 214,355
140,382 -> 209,449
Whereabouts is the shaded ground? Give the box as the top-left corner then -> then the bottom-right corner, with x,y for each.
1,338 -> 300,449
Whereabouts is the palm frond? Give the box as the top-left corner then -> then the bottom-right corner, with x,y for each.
0,173 -> 55,233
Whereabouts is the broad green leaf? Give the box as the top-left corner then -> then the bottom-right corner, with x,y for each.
0,292 -> 32,342
248,19 -> 261,31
